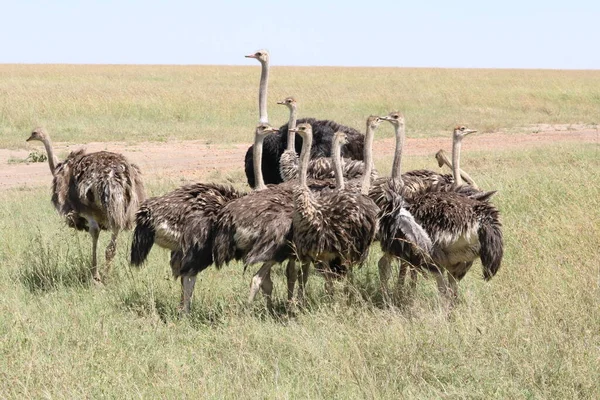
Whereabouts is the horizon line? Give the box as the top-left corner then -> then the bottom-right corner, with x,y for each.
1,62 -> 598,72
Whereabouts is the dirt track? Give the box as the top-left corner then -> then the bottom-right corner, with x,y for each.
1,129 -> 597,191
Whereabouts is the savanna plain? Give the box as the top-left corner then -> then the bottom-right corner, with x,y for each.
0,65 -> 599,398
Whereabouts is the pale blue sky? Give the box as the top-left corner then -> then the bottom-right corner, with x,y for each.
2,0 -> 599,69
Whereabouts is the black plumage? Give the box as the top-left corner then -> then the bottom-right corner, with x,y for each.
244,118 -> 365,187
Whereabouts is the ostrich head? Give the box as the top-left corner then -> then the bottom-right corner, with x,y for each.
333,131 -> 348,146
366,115 -> 383,130
453,125 -> 477,140
276,96 -> 297,109
289,122 -> 312,138
245,49 -> 269,64
255,123 -> 278,138
435,149 -> 447,168
380,111 -> 405,127
26,127 -> 49,143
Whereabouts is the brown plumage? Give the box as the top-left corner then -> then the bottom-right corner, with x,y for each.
26,127 -> 146,283
376,113 -> 504,303
292,120 -> 379,293
130,182 -> 244,312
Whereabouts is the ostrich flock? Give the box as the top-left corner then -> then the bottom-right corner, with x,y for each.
26,49 -> 503,313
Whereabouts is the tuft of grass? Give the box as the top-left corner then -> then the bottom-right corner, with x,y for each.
17,232 -> 93,292
7,151 -> 48,164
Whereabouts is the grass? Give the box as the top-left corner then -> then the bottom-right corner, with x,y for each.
1,65 -> 599,148
0,140 -> 598,398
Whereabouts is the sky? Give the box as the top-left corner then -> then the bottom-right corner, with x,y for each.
1,0 -> 599,69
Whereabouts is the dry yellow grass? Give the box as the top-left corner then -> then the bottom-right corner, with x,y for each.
0,64 -> 599,398
1,142 -> 599,398
1,64 -> 599,147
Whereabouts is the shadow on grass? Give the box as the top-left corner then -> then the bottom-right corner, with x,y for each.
115,280 -> 234,328
17,234 -> 95,292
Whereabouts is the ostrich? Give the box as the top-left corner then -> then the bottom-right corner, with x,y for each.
376,115 -> 504,303
277,96 -> 377,183
130,181 -> 244,313
212,123 -> 301,311
291,119 -> 380,296
242,49 -> 365,188
26,127 -> 146,283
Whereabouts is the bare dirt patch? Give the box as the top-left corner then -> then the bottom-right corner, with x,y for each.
1,128 -> 597,191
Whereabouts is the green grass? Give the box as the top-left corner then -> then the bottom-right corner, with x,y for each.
1,65 -> 599,148
0,142 -> 598,398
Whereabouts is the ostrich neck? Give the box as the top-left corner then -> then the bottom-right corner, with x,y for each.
253,134 -> 267,190
332,137 -> 345,190
286,105 -> 297,151
452,135 -> 463,186
258,60 -> 269,124
41,137 -> 58,175
361,124 -> 376,194
390,124 -> 405,185
441,145 -> 477,188
298,132 -> 312,188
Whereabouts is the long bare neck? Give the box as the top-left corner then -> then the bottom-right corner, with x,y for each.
361,124 -> 376,195
286,105 -> 297,151
298,133 -> 312,188
253,135 -> 267,190
452,134 -> 463,186
41,137 -> 58,175
390,123 -> 405,184
258,60 -> 269,124
439,148 -> 478,188
332,137 -> 344,190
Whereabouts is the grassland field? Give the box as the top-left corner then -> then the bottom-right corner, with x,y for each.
0,65 -> 599,398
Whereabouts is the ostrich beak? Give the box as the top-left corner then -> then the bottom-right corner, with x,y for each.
26,135 -> 34,142
276,101 -> 285,105
380,115 -> 393,121
464,129 -> 477,136
289,128 -> 298,133
245,54 -> 257,59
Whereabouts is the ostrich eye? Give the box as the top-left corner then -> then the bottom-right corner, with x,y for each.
460,126 -> 465,131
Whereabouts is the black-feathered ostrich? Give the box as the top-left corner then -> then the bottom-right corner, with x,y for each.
26,127 -> 146,283
375,114 -> 504,303
242,49 -> 365,188
130,181 -> 244,313
277,97 -> 377,183
291,119 -> 380,295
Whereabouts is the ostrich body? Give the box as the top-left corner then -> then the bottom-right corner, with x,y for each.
277,97 -> 377,183
130,182 -> 243,312
213,124 -> 302,310
376,115 -> 504,302
242,49 -> 365,188
291,119 -> 379,293
27,127 -> 146,282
